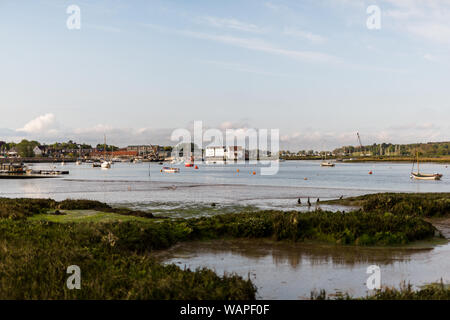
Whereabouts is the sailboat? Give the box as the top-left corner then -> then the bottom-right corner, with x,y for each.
75,144 -> 82,165
101,135 -> 111,169
320,152 -> 335,167
411,151 -> 442,180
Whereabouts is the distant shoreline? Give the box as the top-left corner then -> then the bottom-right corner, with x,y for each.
281,156 -> 450,164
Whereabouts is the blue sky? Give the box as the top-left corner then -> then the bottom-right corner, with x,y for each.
1,0 -> 450,149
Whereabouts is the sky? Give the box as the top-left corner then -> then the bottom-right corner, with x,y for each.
1,0 -> 450,150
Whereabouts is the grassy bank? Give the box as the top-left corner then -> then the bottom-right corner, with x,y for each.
0,219 -> 256,299
0,195 -> 444,299
324,193 -> 450,217
312,282 -> 450,300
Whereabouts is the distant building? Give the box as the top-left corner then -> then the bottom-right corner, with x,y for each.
127,145 -> 162,157
205,146 -> 226,163
205,146 -> 245,162
33,146 -> 43,156
90,148 -> 138,159
7,148 -> 18,158
225,146 -> 244,161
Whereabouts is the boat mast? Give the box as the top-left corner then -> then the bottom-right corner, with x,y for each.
417,150 -> 420,174
104,134 -> 107,161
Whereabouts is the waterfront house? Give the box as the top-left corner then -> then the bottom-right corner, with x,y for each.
225,146 -> 244,161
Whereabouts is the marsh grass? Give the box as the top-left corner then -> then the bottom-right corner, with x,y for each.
311,281 -> 450,300
0,195 -> 443,299
0,220 -> 256,299
324,193 -> 450,217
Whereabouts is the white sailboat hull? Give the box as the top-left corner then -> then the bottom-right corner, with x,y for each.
411,172 -> 442,180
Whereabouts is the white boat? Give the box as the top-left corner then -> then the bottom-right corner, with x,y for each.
411,172 -> 442,180
100,135 -> 112,169
320,153 -> 335,167
61,161 -> 65,166
320,161 -> 335,167
75,160 -> 82,165
162,166 -> 180,173
411,151 -> 442,180
101,161 -> 111,169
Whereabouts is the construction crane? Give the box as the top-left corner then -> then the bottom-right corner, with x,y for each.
357,132 -> 364,156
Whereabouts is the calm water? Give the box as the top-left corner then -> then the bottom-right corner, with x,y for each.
158,239 -> 450,299
0,161 -> 448,215
2,160 -> 449,298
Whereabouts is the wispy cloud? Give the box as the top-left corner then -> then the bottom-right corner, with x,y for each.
202,60 -> 296,77
144,24 -> 341,64
86,24 -> 122,33
283,27 -> 326,44
264,1 -> 289,11
197,16 -> 264,33
382,0 -> 450,45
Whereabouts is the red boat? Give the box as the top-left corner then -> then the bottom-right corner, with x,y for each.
185,156 -> 194,167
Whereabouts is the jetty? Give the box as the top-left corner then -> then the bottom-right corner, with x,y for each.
0,163 -> 68,179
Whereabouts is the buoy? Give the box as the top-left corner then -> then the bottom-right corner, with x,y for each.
252,171 -> 256,175
304,177 -> 308,180
160,169 -> 162,172
369,171 -> 373,175
194,165 -> 198,169
237,169 -> 240,173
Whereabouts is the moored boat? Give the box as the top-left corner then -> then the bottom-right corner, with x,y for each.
320,161 -> 335,167
162,166 -> 180,173
101,160 -> 111,169
410,172 -> 442,180
411,151 -> 442,180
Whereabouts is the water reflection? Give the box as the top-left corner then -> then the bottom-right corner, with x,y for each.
157,239 -> 450,299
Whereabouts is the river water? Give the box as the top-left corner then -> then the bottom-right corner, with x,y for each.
1,160 -> 449,298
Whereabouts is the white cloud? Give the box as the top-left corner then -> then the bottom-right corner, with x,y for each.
142,24 -> 340,64
407,23 -> 450,45
202,60 -> 295,77
173,27 -> 340,64
283,27 -> 326,44
17,113 -> 58,134
278,122 -> 449,151
198,16 -> 264,33
382,0 -> 450,45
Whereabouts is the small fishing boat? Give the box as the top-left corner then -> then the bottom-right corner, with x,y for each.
411,151 -> 442,180
162,166 -> 180,173
320,161 -> 335,167
320,152 -> 335,167
92,162 -> 101,168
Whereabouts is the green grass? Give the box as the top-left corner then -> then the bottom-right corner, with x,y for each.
0,219 -> 256,299
29,210 -> 157,223
312,282 -> 450,300
323,193 -> 450,217
0,194 -> 446,299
